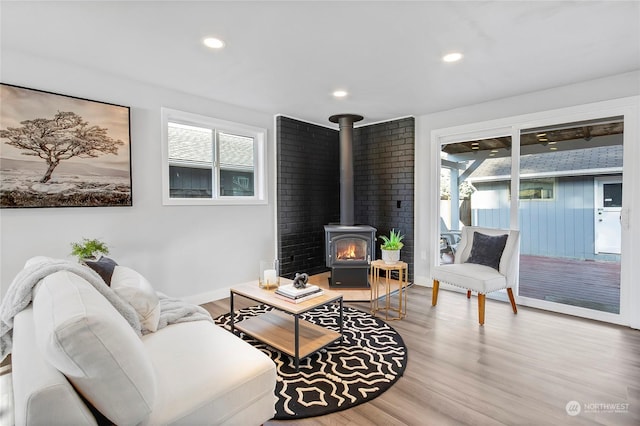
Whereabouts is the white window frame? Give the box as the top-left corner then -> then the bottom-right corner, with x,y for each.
161,107 -> 267,205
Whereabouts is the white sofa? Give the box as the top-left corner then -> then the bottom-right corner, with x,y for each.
9,264 -> 277,425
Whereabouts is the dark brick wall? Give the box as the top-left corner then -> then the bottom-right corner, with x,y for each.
276,115 -> 415,282
277,116 -> 339,278
354,117 -> 415,282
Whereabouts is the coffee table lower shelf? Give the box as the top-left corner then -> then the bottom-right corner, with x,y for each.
234,310 -> 341,363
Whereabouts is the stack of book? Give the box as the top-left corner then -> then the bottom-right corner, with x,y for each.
274,284 -> 324,304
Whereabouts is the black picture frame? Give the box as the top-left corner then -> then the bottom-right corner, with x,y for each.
0,83 -> 132,208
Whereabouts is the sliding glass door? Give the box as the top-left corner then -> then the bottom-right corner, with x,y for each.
517,118 -> 623,314
435,105 -> 631,324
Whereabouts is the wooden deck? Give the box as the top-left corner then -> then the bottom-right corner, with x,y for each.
519,255 -> 620,313
313,255 -> 621,313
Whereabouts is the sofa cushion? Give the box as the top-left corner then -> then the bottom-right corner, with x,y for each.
33,270 -> 157,426
142,321 -> 277,425
110,266 -> 161,332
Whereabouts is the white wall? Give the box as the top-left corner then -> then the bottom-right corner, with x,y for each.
0,50 -> 277,303
414,71 -> 640,328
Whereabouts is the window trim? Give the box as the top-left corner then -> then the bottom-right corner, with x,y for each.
161,107 -> 267,205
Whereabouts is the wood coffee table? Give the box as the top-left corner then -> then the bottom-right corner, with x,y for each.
229,280 -> 343,371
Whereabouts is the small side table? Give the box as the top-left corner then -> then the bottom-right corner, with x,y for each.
370,259 -> 408,320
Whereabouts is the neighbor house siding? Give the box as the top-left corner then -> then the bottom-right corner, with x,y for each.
473,176 -> 601,260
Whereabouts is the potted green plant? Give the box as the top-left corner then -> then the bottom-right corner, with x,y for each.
70,238 -> 110,263
380,229 -> 404,264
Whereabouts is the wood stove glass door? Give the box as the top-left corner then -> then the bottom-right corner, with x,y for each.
334,237 -> 368,263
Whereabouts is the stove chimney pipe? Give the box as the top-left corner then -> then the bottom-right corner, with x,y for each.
329,113 -> 363,226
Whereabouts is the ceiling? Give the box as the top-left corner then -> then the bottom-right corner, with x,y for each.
1,1 -> 639,128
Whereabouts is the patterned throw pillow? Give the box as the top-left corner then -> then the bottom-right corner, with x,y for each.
465,232 -> 508,271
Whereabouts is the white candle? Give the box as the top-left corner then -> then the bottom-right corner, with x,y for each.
264,269 -> 277,284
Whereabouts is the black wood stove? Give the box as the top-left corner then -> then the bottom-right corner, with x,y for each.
324,113 -> 376,288
324,224 -> 376,288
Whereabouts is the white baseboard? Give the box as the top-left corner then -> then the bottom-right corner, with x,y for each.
182,280 -> 259,305
413,275 -> 431,287
182,287 -> 230,305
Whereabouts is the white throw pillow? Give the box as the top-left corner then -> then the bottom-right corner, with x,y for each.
111,266 -> 161,332
33,270 -> 157,426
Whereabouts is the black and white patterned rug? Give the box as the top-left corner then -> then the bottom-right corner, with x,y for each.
214,304 -> 407,420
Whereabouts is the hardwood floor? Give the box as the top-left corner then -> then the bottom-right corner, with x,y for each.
202,286 -> 640,426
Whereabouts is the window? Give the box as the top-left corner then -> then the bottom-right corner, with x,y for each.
518,178 -> 555,200
603,182 -> 622,208
507,178 -> 555,200
161,108 -> 266,205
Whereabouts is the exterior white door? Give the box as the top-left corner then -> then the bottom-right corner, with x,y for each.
595,176 -> 622,254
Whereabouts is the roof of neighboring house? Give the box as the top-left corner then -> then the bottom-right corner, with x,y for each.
168,123 -> 254,170
468,145 -> 623,181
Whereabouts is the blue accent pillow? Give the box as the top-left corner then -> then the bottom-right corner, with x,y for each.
465,232 -> 508,270
85,256 -> 118,286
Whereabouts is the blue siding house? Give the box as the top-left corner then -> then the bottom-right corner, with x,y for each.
468,144 -> 622,261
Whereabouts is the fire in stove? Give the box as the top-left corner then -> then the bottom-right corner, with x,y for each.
337,244 -> 357,260
336,243 -> 364,260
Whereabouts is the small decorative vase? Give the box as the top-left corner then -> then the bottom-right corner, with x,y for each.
259,259 -> 280,289
381,249 -> 400,265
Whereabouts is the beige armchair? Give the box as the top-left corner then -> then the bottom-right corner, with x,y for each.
431,226 -> 520,325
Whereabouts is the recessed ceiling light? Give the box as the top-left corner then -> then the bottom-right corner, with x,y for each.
203,37 -> 225,49
442,52 -> 463,63
550,147 -> 558,151
333,90 -> 348,98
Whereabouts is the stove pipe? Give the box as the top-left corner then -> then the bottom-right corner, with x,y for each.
329,113 -> 363,226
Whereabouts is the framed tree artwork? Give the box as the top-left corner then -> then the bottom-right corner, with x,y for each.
0,83 -> 132,208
